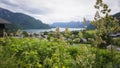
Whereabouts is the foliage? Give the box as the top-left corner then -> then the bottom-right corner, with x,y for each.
90,0 -> 120,68
113,12 -> 120,25
0,0 -> 120,68
78,31 -> 83,39
22,31 -> 29,37
113,38 -> 120,47
92,0 -> 120,48
64,28 -> 71,39
0,37 -> 120,68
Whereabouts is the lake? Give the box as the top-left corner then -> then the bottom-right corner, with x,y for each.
22,28 -> 84,33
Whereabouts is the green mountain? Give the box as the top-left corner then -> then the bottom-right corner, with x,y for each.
0,7 -> 50,30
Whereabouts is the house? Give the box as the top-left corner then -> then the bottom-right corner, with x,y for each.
109,32 -> 120,38
0,18 -> 10,37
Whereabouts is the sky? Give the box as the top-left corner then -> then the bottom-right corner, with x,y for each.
0,0 -> 120,24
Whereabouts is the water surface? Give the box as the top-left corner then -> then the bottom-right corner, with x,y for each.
22,28 -> 84,33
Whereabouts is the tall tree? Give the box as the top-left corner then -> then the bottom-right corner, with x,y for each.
64,28 -> 70,40
91,0 -> 120,67
91,0 -> 120,48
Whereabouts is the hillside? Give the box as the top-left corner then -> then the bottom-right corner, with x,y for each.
0,8 -> 50,30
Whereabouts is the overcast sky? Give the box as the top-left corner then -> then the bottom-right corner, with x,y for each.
0,0 -> 120,24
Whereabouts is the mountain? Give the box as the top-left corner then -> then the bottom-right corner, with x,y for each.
51,21 -> 89,28
50,12 -> 120,29
0,7 -> 50,30
51,21 -> 95,29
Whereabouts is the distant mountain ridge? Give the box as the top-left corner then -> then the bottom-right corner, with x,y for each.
51,12 -> 120,29
51,21 -> 88,28
51,21 -> 95,29
0,7 -> 50,30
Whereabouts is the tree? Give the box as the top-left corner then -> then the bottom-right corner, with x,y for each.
83,18 -> 87,30
65,28 -> 70,34
22,31 -> 29,37
54,27 -> 63,40
91,0 -> 120,48
91,0 -> 120,67
78,31 -> 83,39
64,28 -> 71,40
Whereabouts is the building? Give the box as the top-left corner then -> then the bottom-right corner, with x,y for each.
109,33 -> 120,38
0,18 -> 10,37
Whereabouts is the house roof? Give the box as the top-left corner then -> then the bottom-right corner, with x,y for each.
0,18 -> 10,24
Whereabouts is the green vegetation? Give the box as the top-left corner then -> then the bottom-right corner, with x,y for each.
113,12 -> 120,25
0,0 -> 120,68
0,37 -> 120,68
113,38 -> 120,47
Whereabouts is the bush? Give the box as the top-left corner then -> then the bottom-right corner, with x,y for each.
0,37 -> 120,68
113,38 -> 120,47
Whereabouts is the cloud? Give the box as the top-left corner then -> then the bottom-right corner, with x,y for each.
119,0 -> 120,6
0,0 -> 51,15
104,0 -> 120,14
0,0 -> 18,7
19,7 -> 50,15
0,0 -> 119,24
